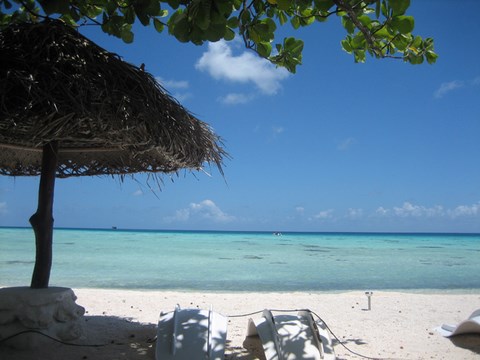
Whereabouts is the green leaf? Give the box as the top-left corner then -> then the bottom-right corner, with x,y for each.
252,0 -> 265,14
246,27 -> 257,43
233,0 -> 242,10
102,12 -> 109,28
277,0 -> 292,11
342,17 -> 355,34
354,49 -> 366,63
195,0 -> 211,31
69,7 -> 81,21
146,0 -> 162,16
167,0 -> 181,9
291,16 -> 300,29
227,17 -> 239,28
105,1 -> 117,15
264,17 -> 276,33
390,0 -> 410,16
411,35 -> 422,48
205,23 -> 226,41
392,34 -> 409,51
38,0 -> 71,15
60,13 -> 77,26
257,41 -> 272,57
134,0 -> 152,26
381,0 -> 388,17
351,32 -> 366,48
373,26 -> 393,39
224,27 -> 235,40
391,15 -> 414,34
83,4 -> 103,18
121,28 -> 134,43
358,15 -> 372,28
314,0 -> 334,12
169,11 -> 190,41
153,18 -> 164,32
375,0 -> 380,18
278,11 -> 288,26
407,52 -> 423,64
137,12 -> 150,26
425,50 -> 438,64
123,7 -> 135,24
300,10 -> 315,26
284,37 -> 303,54
341,39 -> 352,53
240,10 -> 251,24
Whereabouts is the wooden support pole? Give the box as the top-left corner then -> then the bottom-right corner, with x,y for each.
30,141 -> 58,289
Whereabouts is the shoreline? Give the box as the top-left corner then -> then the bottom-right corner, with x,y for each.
65,287 -> 480,294
3,225 -> 480,235
1,287 -> 479,359
5,286 -> 480,294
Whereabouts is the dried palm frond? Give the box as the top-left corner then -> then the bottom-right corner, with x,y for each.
0,20 -> 226,178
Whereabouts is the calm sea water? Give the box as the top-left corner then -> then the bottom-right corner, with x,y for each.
1,228 -> 479,292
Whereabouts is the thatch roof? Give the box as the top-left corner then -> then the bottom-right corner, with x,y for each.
0,20 -> 226,178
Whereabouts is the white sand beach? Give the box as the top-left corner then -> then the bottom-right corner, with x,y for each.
1,289 -> 479,360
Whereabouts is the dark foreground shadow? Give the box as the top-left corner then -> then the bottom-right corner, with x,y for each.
450,335 -> 480,356
1,316 -> 264,360
0,315 -> 157,360
227,336 -> 265,360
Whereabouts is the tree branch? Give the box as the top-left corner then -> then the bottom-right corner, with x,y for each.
17,0 -> 48,20
333,0 -> 382,57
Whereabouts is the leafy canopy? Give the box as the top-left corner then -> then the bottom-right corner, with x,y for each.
0,0 -> 437,72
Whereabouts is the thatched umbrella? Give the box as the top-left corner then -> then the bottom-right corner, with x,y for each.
0,20 -> 226,289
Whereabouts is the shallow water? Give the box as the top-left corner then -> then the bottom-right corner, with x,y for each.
1,228 -> 479,291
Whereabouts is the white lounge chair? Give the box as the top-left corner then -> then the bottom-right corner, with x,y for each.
436,309 -> 480,337
155,305 -> 227,360
247,309 -> 336,360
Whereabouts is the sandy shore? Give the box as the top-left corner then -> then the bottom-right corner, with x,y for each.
1,289 -> 479,359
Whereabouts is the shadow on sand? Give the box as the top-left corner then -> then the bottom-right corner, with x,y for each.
449,335 -> 480,356
0,315 -> 265,360
0,315 -> 157,360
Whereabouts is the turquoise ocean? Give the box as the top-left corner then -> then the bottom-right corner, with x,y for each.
1,228 -> 480,292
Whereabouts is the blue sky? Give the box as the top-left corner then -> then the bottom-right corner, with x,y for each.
1,1 -> 480,233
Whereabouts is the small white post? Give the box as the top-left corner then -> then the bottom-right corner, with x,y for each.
365,291 -> 373,310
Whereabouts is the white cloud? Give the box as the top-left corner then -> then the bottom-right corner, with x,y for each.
0,202 -> 7,215
156,77 -> 192,102
156,77 -> 190,90
164,199 -> 235,223
219,93 -> 252,105
375,206 -> 389,216
170,208 -> 191,222
172,92 -> 192,102
295,206 -> 305,214
272,126 -> 284,135
374,201 -> 480,219
269,126 -> 285,140
393,202 -> 444,217
337,137 -> 356,151
448,202 -> 480,218
434,76 -> 480,98
312,209 -> 334,220
434,80 -> 464,98
132,189 -> 143,196
195,40 -> 289,95
347,208 -> 363,218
